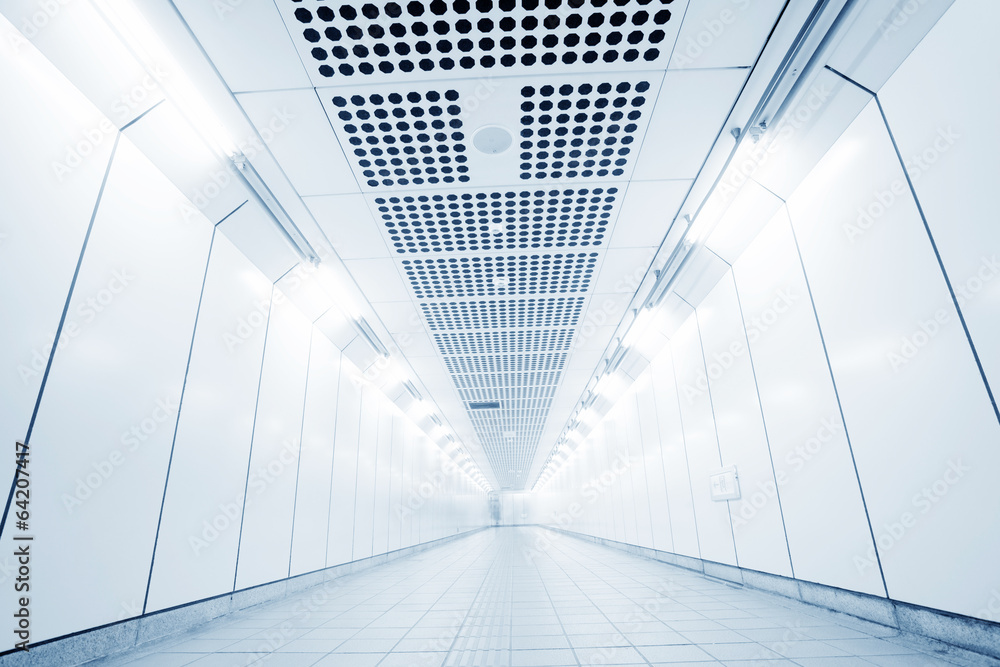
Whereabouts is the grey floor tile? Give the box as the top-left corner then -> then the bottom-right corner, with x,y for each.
98,529 -> 998,667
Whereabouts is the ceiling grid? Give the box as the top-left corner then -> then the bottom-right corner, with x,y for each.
172,0 -> 786,488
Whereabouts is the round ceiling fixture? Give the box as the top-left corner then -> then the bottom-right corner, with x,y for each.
473,125 -> 512,155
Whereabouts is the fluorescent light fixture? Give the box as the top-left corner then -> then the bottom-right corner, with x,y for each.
644,240 -> 694,310
353,315 -> 390,358
402,380 -> 423,402
232,153 -> 320,264
752,0 -> 854,133
606,341 -> 629,375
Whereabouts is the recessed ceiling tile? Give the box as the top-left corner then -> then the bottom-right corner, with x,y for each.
305,193 -> 388,259
172,0 -> 311,92
567,324 -> 617,354
566,345 -> 607,371
632,68 -> 747,180
610,179 -> 689,248
237,89 -> 359,196
343,257 -> 412,301
394,330 -> 438,357
667,0 -> 786,70
371,300 -> 424,333
591,247 -> 656,294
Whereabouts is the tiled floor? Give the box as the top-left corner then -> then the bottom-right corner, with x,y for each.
100,527 -> 999,666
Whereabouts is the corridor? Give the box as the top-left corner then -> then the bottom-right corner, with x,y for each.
100,528 -> 994,666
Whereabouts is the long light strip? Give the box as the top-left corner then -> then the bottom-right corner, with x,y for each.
232,153 -> 320,264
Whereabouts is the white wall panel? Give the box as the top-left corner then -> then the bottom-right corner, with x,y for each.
371,405 -> 394,555
0,20 -> 118,456
290,335 -> 341,576
698,274 -> 792,577
327,366 -> 362,566
878,0 -> 1000,395
29,138 -> 213,641
235,299 -> 311,590
400,423 -> 416,548
671,317 -> 737,566
352,387 -> 379,560
623,393 -> 654,549
388,414 -> 405,552
147,234 -> 272,612
649,347 -> 701,558
606,417 -> 637,545
788,102 -> 1000,617
635,374 -> 674,553
733,210 -> 884,596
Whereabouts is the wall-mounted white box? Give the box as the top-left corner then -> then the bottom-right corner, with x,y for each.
710,466 -> 741,501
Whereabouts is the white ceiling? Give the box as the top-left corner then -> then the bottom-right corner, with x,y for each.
169,0 -> 789,489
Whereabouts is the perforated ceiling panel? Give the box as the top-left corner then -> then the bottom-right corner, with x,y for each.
376,186 -> 620,253
421,297 -> 584,330
401,253 -> 598,298
220,0 -> 712,490
281,0 -> 683,85
433,329 -> 573,355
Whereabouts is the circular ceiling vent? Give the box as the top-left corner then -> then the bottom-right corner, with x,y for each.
474,125 -> 512,154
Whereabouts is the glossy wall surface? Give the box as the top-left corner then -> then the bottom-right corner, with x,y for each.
0,18 -> 488,644
532,0 -> 1000,625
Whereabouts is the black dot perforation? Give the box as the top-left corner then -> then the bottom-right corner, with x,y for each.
420,297 -> 584,330
330,90 -> 469,187
443,353 -> 567,374
433,329 -> 573,355
376,188 -> 618,252
290,1 -> 674,79
519,80 -> 649,180
401,253 -> 598,298
458,385 -> 559,402
452,370 -> 562,389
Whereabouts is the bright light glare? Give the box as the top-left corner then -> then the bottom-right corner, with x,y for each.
89,0 -> 237,156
